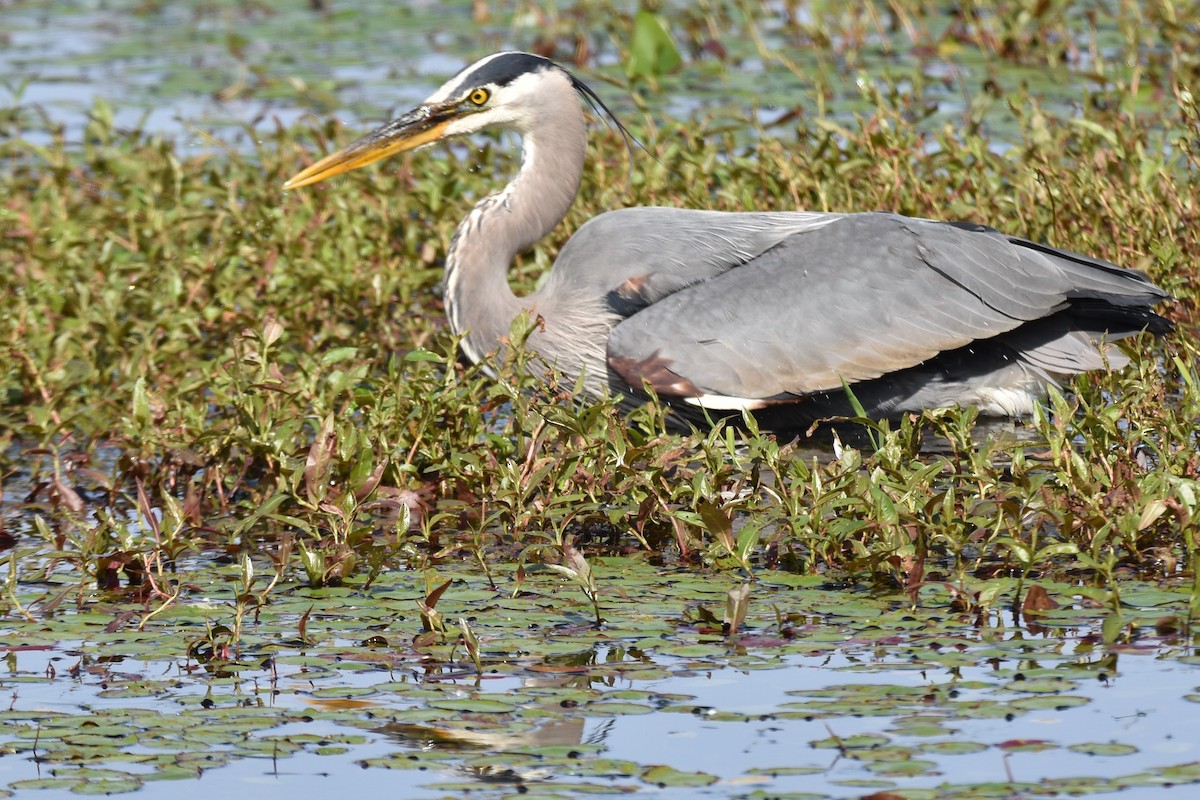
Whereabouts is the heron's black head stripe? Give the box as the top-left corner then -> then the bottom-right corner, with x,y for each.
447,51 -> 648,182
451,51 -> 555,93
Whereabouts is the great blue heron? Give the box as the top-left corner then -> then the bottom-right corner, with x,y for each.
284,51 -> 1172,429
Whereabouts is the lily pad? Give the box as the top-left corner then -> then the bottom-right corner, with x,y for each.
809,733 -> 891,750
70,777 -> 145,795
426,697 -> 521,713
1068,742 -> 1139,756
641,765 -> 719,787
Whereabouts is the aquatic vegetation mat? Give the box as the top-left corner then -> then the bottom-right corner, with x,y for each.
3,563 -> 1200,798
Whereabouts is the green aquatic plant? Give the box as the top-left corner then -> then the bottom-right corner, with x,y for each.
0,1 -> 1197,618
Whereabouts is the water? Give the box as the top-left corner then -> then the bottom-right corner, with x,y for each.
2,1 -> 483,147
3,583 -> 1199,798
1,0 -> 1138,150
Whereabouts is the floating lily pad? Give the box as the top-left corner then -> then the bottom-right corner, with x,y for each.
745,765 -> 826,776
308,685 -> 379,698
917,739 -> 989,755
426,697 -> 521,713
641,765 -> 719,787
69,776 -> 145,795
1068,742 -> 1139,756
576,701 -> 654,716
64,731 -> 142,746
140,765 -> 203,782
1002,677 -> 1073,693
809,733 -> 890,750
863,757 -> 939,776
996,739 -> 1058,752
1006,695 -> 1090,711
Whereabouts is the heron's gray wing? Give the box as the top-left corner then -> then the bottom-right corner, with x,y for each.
944,221 -> 1171,307
606,212 -> 1163,403
546,207 -> 842,311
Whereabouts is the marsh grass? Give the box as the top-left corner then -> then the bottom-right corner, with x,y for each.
2,1 -> 1199,630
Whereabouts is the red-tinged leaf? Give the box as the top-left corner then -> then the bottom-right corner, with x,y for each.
135,478 -> 160,538
997,739 -> 1055,749
304,414 -> 337,504
735,635 -> 790,648
298,604 -> 313,643
74,467 -> 113,490
262,316 -> 284,346
306,698 -> 376,711
371,486 -> 430,529
105,610 -> 140,634
97,557 -> 122,590
51,478 -> 85,514
318,500 -> 348,519
4,645 -> 56,652
182,480 -> 203,524
353,457 -> 389,501
698,500 -> 734,551
725,582 -> 751,634
413,630 -> 441,648
1023,584 -> 1059,617
425,579 -> 453,609
902,552 -> 926,606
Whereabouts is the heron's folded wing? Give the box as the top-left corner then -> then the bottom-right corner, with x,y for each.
606,213 -> 1155,402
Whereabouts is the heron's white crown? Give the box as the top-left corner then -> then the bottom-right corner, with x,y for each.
442,70 -> 572,138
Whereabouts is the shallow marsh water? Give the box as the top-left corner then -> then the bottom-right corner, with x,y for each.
3,1 -> 1200,798
2,0 -> 1166,147
3,563 -> 1200,799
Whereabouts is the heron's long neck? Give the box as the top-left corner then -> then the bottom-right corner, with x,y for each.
445,108 -> 586,365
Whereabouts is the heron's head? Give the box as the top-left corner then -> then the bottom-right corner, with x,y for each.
284,51 -> 609,190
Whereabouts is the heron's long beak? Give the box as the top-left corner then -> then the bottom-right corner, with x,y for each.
283,105 -> 452,190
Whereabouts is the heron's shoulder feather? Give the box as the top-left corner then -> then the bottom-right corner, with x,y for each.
549,207 -> 842,312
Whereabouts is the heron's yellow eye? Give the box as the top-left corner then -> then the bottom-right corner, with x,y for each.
468,88 -> 491,106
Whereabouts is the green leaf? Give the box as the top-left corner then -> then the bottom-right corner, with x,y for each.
131,376 -> 150,426
1067,117 -> 1121,149
627,11 -> 682,79
641,765 -> 717,787
403,348 -> 444,362
320,346 -> 358,365
1101,611 -> 1125,644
